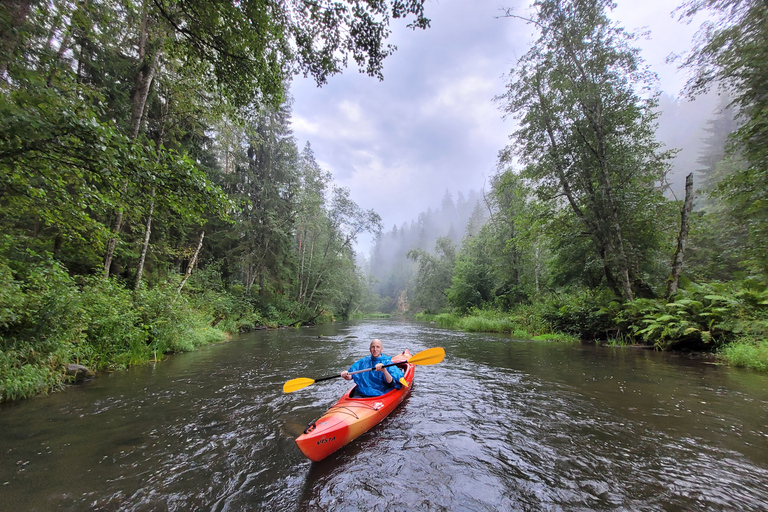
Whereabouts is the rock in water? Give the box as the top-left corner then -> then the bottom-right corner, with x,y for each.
65,364 -> 94,384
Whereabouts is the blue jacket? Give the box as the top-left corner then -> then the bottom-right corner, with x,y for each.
349,354 -> 404,397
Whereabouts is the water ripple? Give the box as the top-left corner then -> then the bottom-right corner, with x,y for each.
1,320 -> 767,511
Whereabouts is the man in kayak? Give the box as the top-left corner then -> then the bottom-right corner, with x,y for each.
341,339 -> 405,397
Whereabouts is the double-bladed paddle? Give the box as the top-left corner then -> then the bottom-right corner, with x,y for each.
282,346 -> 445,393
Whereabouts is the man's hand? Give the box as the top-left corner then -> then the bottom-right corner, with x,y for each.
375,364 -> 393,383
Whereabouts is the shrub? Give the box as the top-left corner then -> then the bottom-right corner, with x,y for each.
616,280 -> 768,350
720,336 -> 768,371
78,276 -> 148,370
538,289 -> 617,339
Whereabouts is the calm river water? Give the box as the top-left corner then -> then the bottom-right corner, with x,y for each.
1,319 -> 767,511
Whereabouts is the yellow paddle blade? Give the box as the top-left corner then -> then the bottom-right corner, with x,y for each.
398,377 -> 409,388
407,347 -> 445,366
283,377 -> 315,393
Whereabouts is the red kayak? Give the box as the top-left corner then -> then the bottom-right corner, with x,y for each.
295,350 -> 414,461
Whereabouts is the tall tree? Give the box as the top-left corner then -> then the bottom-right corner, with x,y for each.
238,103 -> 299,294
681,0 -> 768,273
498,0 -> 673,300
292,145 -> 382,319
407,237 -> 456,313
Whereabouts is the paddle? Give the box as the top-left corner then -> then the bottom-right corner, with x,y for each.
282,347 -> 445,393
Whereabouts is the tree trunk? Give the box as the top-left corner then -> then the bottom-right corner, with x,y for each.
177,231 -> 205,294
666,173 -> 694,298
534,83 -> 626,298
103,203 -> 125,279
134,187 -> 155,290
104,1 -> 162,277
534,240 -> 541,294
130,1 -> 161,139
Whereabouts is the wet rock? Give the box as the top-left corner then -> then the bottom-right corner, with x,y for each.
65,364 -> 94,384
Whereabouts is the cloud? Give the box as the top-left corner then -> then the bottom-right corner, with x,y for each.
290,0 -> 710,254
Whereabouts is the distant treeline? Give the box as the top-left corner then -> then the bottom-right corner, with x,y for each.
364,189 -> 487,309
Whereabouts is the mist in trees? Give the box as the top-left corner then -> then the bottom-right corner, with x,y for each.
365,190 -> 488,312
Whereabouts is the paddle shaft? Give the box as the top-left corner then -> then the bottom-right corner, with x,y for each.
313,360 -> 404,383
283,347 -> 443,393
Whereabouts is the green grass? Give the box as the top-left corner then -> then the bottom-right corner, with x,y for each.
415,308 -> 576,341
531,333 -> 580,342
720,337 -> 768,371
604,333 -> 634,347
460,314 -> 516,333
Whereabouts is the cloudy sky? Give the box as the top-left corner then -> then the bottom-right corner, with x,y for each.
289,0 -> 708,254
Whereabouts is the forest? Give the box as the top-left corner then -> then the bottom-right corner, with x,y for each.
0,0 -> 427,401
380,0 -> 768,369
1,0 -> 767,402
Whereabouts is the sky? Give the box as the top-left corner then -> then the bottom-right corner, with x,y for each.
289,0 -> 709,255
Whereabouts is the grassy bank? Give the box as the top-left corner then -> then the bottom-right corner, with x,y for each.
414,308 -> 579,342
719,337 -> 768,371
414,281 -> 768,371
0,258 -> 304,402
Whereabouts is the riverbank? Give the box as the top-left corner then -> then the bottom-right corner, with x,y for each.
0,261 -> 315,402
414,309 -> 578,342
413,283 -> 768,372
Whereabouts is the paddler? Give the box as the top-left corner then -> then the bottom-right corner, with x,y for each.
341,339 -> 405,397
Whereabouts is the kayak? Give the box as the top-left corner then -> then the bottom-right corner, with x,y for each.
295,350 -> 414,461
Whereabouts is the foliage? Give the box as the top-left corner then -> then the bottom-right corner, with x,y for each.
0,254 -> 232,402
530,333 -> 579,342
681,0 -> 768,273
290,148 -> 382,322
416,306 -> 562,339
0,73 -> 135,251
615,280 -> 768,350
447,251 -> 494,314
537,288 -> 619,340
684,210 -> 747,282
407,237 -> 457,313
719,336 -> 768,371
498,0 -> 674,300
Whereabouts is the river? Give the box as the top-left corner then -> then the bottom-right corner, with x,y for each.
1,319 -> 767,511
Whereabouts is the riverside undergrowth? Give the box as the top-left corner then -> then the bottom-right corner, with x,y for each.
414,280 -> 768,370
415,306 -> 578,342
0,257 -> 302,402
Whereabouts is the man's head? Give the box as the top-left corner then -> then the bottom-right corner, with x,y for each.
369,339 -> 383,358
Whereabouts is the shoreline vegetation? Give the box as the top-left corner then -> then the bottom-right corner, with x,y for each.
413,281 -> 768,372
0,259 -> 324,403
3,0 -> 768,403
2,269 -> 766,403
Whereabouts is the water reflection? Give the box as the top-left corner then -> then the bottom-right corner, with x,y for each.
1,319 -> 766,511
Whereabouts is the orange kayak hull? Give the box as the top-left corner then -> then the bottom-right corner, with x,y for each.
295,353 -> 414,462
